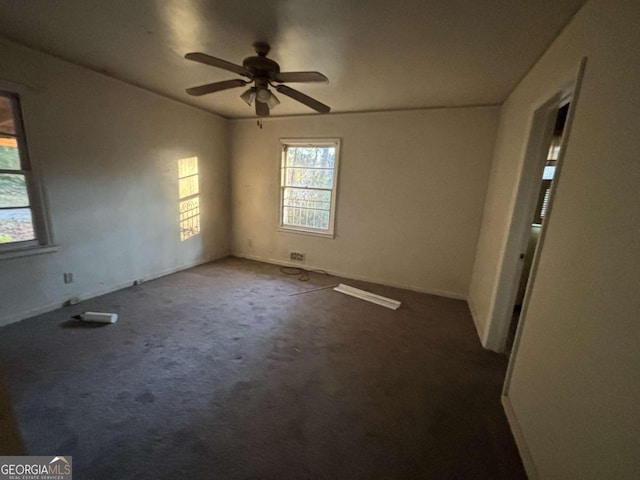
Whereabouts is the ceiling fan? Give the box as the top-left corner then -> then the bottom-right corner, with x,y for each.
185,42 -> 331,117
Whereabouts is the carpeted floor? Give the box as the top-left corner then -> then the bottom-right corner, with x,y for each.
0,257 -> 525,479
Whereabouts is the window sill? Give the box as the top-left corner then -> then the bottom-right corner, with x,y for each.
0,244 -> 59,261
277,226 -> 335,239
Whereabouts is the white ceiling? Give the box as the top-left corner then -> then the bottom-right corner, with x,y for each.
0,0 -> 586,119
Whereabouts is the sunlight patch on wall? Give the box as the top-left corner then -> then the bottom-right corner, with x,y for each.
178,156 -> 200,241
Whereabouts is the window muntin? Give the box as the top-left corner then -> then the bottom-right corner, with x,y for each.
0,92 -> 48,249
279,139 -> 340,237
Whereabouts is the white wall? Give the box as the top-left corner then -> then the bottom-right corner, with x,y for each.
470,0 -> 640,477
230,108 -> 499,298
0,38 -> 230,326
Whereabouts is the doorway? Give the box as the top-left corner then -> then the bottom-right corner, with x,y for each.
481,58 -> 586,358
505,102 -> 570,355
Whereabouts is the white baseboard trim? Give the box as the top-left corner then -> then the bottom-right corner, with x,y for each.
232,252 -> 466,300
0,255 -> 226,328
502,394 -> 539,480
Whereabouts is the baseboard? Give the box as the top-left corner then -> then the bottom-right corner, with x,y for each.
232,252 -> 466,300
502,395 -> 539,480
0,255 -> 225,328
0,300 -> 66,328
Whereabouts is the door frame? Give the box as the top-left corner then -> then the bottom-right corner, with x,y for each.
483,58 -> 587,354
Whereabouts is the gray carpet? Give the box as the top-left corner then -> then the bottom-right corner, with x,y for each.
0,257 -> 525,479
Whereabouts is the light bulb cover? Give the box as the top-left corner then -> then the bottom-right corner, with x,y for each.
266,92 -> 280,109
256,87 -> 271,103
240,88 -> 256,106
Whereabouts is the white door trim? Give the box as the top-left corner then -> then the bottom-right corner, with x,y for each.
503,58 -> 586,385
484,58 -> 587,353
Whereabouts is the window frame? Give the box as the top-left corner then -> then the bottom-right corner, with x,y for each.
0,89 -> 54,258
278,138 -> 341,238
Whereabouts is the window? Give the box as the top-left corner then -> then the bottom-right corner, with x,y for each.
533,102 -> 569,225
0,92 -> 50,252
533,140 -> 558,225
178,156 -> 200,241
279,139 -> 340,237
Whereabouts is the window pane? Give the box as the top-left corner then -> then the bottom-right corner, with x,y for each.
0,173 -> 30,207
282,187 -> 331,230
542,165 -> 556,180
0,208 -> 35,243
283,206 -> 330,230
284,167 -> 334,189
0,97 -> 16,135
285,146 -> 335,168
0,136 -> 20,170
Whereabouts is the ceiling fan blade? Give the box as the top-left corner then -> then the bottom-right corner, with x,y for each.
186,79 -> 248,96
185,52 -> 252,77
256,101 -> 270,116
270,71 -> 328,83
275,85 -> 331,113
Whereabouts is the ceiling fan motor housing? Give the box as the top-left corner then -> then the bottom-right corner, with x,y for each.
242,56 -> 280,78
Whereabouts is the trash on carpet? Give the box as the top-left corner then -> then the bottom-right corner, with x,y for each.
333,284 -> 401,310
77,312 -> 119,324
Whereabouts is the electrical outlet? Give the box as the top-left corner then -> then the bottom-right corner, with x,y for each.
290,252 -> 305,262
63,273 -> 73,284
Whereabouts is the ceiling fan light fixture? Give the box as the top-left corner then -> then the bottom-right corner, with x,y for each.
256,87 -> 271,103
240,87 -> 256,105
266,92 -> 280,109
255,86 -> 279,110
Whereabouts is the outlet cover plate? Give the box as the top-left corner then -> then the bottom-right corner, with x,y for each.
290,252 -> 305,262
